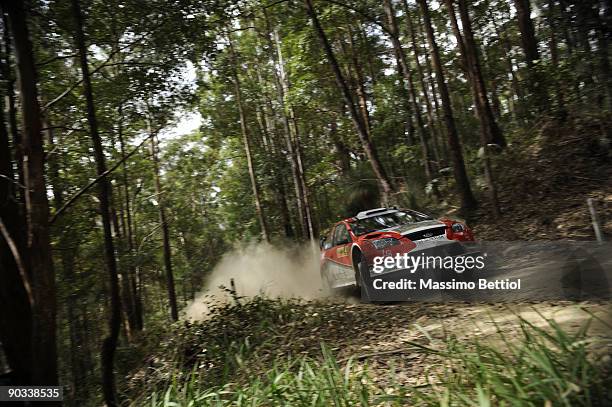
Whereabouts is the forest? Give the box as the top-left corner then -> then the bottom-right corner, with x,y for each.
0,0 -> 611,405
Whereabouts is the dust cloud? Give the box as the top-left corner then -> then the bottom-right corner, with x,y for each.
184,242 -> 325,321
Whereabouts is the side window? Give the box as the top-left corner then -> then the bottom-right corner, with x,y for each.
322,229 -> 334,250
333,224 -> 351,246
327,229 -> 335,244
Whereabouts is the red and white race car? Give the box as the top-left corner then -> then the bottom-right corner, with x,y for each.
319,207 -> 477,293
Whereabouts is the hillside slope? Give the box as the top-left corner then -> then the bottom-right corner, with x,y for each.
469,114 -> 611,240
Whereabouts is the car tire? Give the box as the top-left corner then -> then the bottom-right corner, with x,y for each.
356,259 -> 372,303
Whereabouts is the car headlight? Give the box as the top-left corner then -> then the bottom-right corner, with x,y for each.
451,223 -> 465,233
371,237 -> 400,250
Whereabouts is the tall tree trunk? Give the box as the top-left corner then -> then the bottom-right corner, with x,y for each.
45,123 -> 84,401
328,117 -> 351,179
489,8 -> 523,121
558,0 -> 583,103
1,12 -> 23,201
596,0 -> 612,108
148,129 -> 179,321
268,25 -> 308,238
514,0 -> 540,65
0,18 -> 32,386
575,2 -> 594,54
453,0 -> 502,217
445,0 -> 500,215
513,0 -> 549,111
573,2 -> 597,102
402,0 -> 442,163
558,0 -> 575,57
117,106 -> 142,330
417,0 -> 477,211
416,11 -> 448,160
272,26 -> 314,239
252,66 -> 294,239
357,21 -> 379,89
451,0 -> 506,148
345,26 -> 373,141
263,10 -> 306,238
292,120 -> 315,239
2,0 -> 58,389
460,0 -> 506,219
383,0 -> 435,183
304,0 -> 395,205
547,0 -> 567,115
228,36 -> 271,242
71,0 -> 120,404
489,77 -> 502,119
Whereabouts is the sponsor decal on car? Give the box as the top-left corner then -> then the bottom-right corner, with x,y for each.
414,234 -> 446,246
336,246 -> 349,258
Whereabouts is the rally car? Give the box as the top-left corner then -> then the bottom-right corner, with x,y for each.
319,207 -> 477,293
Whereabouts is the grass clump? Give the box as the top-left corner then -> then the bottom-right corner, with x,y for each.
410,316 -> 611,406
149,345 -> 403,406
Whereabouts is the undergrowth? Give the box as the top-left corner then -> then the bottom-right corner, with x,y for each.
127,298 -> 611,406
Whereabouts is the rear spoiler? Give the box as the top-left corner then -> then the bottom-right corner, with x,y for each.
355,207 -> 398,219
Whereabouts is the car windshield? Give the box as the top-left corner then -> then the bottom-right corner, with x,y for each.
350,210 -> 432,236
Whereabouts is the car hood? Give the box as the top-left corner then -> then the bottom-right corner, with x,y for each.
381,220 -> 446,235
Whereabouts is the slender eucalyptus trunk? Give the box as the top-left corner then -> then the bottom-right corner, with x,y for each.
148,128 -> 179,321
547,0 -> 567,115
383,0 -> 435,183
268,26 -> 308,238
304,0 -> 395,205
292,120 -> 315,239
514,0 -> 540,65
570,0 -> 601,95
452,0 -> 506,148
595,0 -> 612,108
558,0 -> 575,57
228,36 -> 271,242
402,0 -> 442,164
453,0 -> 501,217
263,9 -> 309,237
330,119 -> 351,175
513,0 -> 549,111
117,107 -> 142,330
272,26 -> 314,239
489,9 -> 523,121
345,27 -> 373,141
253,65 -> 294,239
45,123 -> 84,400
417,0 -> 477,211
1,12 -> 23,201
416,11 -> 448,160
71,0 -> 120,404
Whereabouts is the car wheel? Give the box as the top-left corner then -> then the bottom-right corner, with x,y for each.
356,259 -> 372,303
